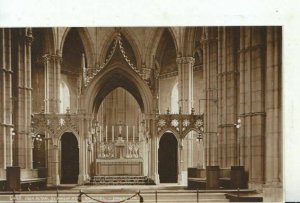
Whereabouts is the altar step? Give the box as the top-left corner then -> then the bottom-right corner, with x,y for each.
90,176 -> 148,185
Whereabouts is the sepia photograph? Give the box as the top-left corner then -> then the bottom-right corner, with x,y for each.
0,26 -> 283,202
0,0 -> 298,202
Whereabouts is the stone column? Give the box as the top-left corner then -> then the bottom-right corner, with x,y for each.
0,29 -> 13,170
49,138 -> 60,185
43,54 -> 62,114
25,29 -> 33,169
202,27 -> 219,167
14,28 -> 33,169
217,27 -> 239,168
176,57 -> 194,113
238,27 -> 266,190
263,27 -> 282,202
150,119 -> 159,184
176,56 -> 194,185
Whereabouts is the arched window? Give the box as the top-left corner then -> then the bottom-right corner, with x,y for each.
60,81 -> 70,113
171,82 -> 179,113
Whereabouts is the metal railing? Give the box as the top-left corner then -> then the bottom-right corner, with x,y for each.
0,188 -> 254,203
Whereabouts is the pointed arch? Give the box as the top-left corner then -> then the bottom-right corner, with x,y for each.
32,28 -> 56,54
183,27 -> 197,57
145,27 -> 179,67
99,29 -> 142,68
158,132 -> 178,183
57,128 -> 80,145
60,28 -> 95,67
60,132 -> 79,184
158,129 -> 180,141
81,61 -> 153,117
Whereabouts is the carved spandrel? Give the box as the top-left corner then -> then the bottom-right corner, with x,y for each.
31,113 -> 80,137
156,110 -> 204,138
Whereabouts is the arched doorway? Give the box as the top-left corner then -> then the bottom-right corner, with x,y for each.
158,132 -> 178,183
32,134 -> 46,169
60,132 -> 79,184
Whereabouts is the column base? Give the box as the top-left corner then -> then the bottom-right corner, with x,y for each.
248,181 -> 264,192
178,171 -> 187,186
154,173 -> 160,184
78,173 -> 86,185
53,175 -> 60,186
263,183 -> 283,202
78,173 -> 91,185
47,175 -> 60,186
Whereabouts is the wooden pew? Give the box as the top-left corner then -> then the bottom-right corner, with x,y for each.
219,168 -> 231,189
187,168 -> 206,189
187,166 -> 248,190
6,167 -> 47,191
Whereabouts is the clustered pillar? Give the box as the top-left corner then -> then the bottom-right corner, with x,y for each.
43,54 -> 62,114
202,27 -> 219,167
176,56 -> 194,185
0,29 -> 13,172
263,27 -> 282,202
238,27 -> 266,190
14,29 -> 34,170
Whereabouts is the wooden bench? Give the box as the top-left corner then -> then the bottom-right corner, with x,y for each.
188,177 -> 207,189
6,167 -> 47,191
225,192 -> 263,202
188,166 -> 220,189
187,166 -> 248,190
21,178 -> 47,191
219,168 -> 231,189
0,179 -> 6,191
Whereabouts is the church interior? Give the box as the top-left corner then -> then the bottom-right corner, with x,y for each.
0,27 -> 282,202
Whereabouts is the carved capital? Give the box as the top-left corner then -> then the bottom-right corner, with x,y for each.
176,57 -> 195,65
42,54 -> 63,64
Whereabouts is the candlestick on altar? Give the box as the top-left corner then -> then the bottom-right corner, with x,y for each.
112,126 -> 114,142
105,125 -> 108,142
119,125 -> 122,136
99,126 -> 102,142
126,125 -> 128,142
133,126 -> 135,142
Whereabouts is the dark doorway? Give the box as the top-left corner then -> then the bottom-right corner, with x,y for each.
158,132 -> 178,183
61,132 -> 79,184
32,134 -> 46,169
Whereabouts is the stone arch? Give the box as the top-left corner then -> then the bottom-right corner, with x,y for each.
145,27 -> 179,67
57,128 -> 80,145
34,28 -> 56,54
183,128 -> 201,138
182,27 -> 196,57
59,27 -> 95,67
158,132 -> 178,183
99,29 -> 142,68
32,126 -> 53,136
60,132 -> 79,184
81,61 -> 153,117
158,129 -> 180,141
